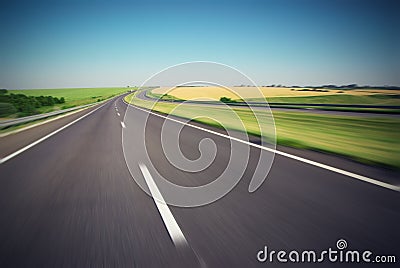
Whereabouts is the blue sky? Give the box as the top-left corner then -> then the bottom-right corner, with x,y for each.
0,0 -> 399,88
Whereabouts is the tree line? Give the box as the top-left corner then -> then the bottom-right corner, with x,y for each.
0,89 -> 65,117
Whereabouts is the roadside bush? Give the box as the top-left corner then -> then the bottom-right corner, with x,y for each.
0,103 -> 17,117
0,93 -> 66,116
220,96 -> 236,103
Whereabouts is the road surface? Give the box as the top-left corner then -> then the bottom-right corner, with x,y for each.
0,95 -> 399,267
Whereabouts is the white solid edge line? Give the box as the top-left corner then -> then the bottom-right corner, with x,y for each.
123,99 -> 400,192
0,101 -> 110,165
121,122 -> 126,128
139,163 -> 188,246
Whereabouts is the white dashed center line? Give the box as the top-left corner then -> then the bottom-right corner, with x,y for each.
138,163 -> 188,246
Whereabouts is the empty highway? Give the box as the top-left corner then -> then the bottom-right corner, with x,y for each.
0,95 -> 399,267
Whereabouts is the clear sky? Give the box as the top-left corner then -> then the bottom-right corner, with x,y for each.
1,0 -> 399,89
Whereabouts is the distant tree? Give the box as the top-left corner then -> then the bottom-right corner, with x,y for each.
220,96 -> 235,103
0,89 -> 7,94
0,92 -> 66,116
46,96 -> 54,106
0,103 -> 17,117
341,84 -> 358,89
36,96 -> 48,106
322,84 -> 337,88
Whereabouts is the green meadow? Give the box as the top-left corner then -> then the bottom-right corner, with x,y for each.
4,87 -> 131,116
10,87 -> 130,107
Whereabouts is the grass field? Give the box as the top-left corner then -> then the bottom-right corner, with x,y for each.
6,87 -> 131,116
152,86 -> 400,106
126,93 -> 400,169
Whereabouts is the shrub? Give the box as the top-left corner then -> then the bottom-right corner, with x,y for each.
0,92 -> 66,116
0,103 -> 17,117
220,96 -> 236,103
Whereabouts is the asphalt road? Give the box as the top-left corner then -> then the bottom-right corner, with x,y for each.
0,95 -> 399,267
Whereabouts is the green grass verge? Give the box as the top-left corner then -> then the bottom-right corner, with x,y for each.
125,93 -> 400,169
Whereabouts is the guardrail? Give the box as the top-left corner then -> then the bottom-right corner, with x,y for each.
0,102 -> 97,129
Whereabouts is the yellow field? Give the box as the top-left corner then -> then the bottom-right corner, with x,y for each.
152,86 -> 400,101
